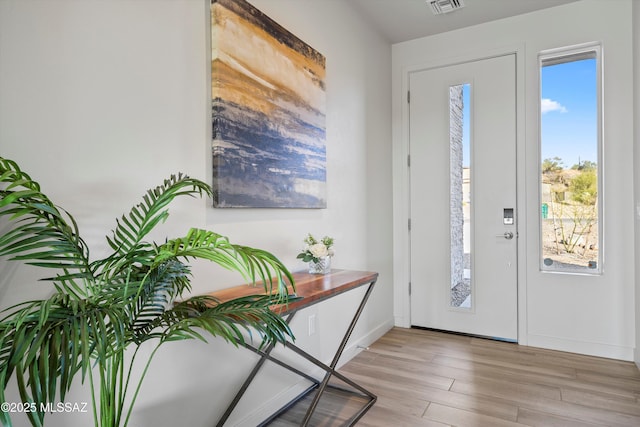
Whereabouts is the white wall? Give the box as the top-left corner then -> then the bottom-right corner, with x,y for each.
634,0 -> 640,368
393,0 -> 635,360
0,0 -> 393,426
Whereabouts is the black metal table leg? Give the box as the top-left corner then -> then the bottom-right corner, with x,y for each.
215,313 -> 298,427
215,272 -> 378,427
299,279 -> 376,426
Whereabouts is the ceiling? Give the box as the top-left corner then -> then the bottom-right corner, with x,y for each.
347,0 -> 579,44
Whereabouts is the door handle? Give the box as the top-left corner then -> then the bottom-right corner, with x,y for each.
496,231 -> 514,240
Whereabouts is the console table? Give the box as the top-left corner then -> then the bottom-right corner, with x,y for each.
207,269 -> 378,426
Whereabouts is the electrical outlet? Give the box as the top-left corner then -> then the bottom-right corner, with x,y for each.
308,314 -> 316,336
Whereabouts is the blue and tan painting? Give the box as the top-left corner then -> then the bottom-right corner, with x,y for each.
211,0 -> 326,208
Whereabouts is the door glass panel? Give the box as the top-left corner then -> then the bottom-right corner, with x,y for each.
450,83 -> 471,308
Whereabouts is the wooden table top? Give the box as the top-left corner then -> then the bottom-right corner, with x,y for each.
203,269 -> 378,314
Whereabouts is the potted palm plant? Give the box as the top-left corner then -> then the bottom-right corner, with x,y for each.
0,156 -> 296,427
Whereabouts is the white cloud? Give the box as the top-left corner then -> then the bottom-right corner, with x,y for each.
541,98 -> 568,114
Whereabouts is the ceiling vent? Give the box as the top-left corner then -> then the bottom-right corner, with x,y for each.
429,0 -> 465,15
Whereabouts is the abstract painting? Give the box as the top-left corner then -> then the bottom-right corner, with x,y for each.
211,0 -> 327,208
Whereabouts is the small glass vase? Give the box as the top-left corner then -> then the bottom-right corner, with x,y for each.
309,256 -> 331,274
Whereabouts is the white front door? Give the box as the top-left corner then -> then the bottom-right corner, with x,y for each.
409,54 -> 518,341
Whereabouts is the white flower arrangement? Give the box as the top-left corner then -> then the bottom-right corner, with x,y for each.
297,233 -> 335,264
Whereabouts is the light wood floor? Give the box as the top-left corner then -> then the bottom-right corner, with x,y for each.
272,327 -> 640,426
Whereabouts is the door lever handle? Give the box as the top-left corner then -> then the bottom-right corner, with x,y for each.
497,231 -> 514,240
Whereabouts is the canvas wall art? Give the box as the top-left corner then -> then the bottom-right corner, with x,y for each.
211,0 -> 327,208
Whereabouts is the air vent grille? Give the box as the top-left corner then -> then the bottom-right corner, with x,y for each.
429,0 -> 465,15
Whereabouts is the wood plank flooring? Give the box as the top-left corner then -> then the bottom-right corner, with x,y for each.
271,327 -> 640,426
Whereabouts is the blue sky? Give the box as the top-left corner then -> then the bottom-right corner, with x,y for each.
540,58 -> 598,168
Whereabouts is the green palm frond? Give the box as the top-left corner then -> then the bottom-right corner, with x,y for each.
126,260 -> 191,341
0,156 -> 296,427
0,159 -> 90,279
97,174 -> 211,277
0,297 -> 131,423
157,228 -> 294,301
165,295 -> 294,348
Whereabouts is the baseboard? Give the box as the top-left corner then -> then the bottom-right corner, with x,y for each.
527,333 -> 634,361
337,317 -> 395,369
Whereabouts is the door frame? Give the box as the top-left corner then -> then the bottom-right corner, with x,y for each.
392,44 -> 528,345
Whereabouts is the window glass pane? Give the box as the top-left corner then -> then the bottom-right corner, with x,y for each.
450,83 -> 471,307
540,51 -> 600,273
